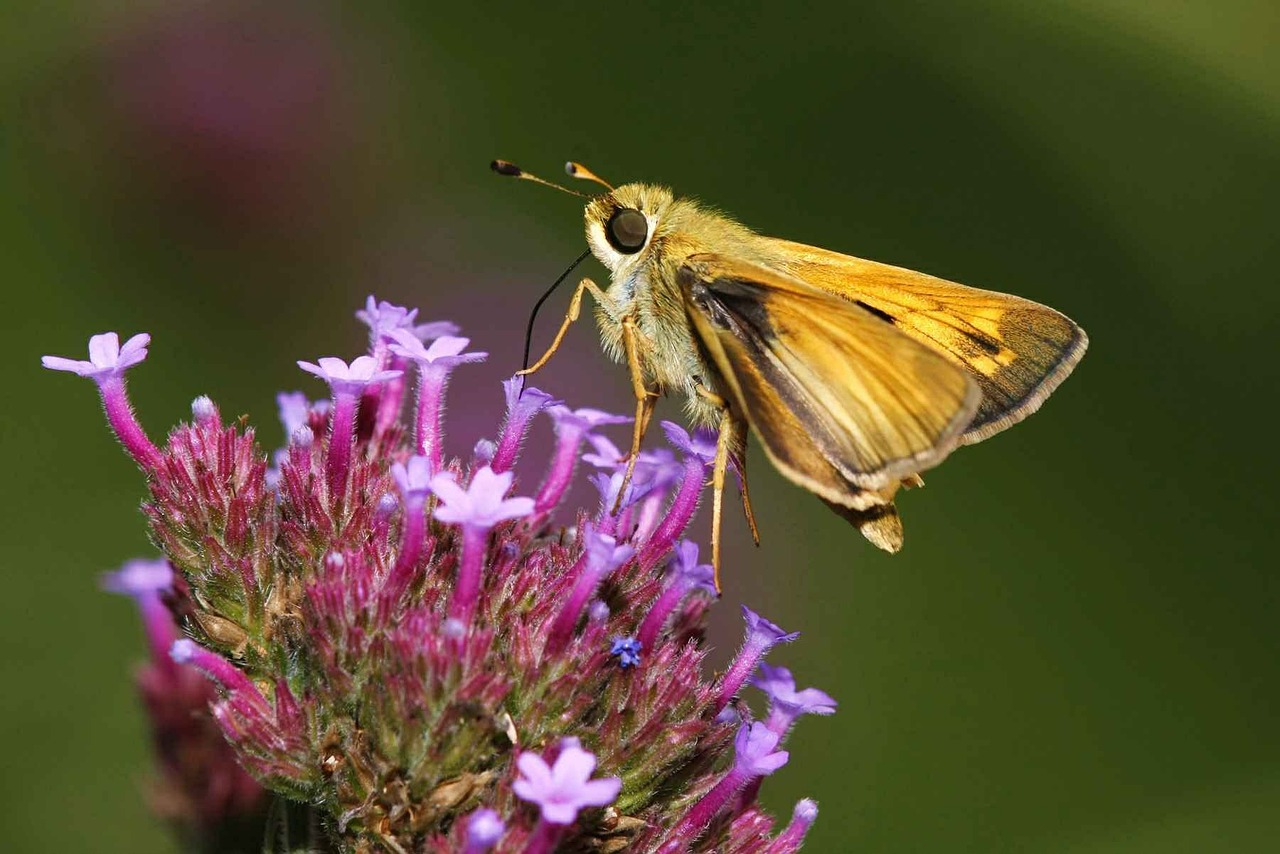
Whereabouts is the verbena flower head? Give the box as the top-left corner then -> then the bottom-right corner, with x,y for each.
49,304 -> 833,852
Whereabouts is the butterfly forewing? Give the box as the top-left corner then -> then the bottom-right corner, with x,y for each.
766,239 -> 1088,443
678,254 -> 981,496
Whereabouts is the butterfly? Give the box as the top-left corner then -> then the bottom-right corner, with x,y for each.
496,160 -> 1087,589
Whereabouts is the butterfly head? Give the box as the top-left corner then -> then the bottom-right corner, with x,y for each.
583,184 -> 676,277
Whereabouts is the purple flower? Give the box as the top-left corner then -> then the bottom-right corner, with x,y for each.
390,455 -> 434,502
356,296 -> 419,341
412,320 -> 462,341
298,356 -> 402,499
743,607 -> 800,646
546,529 -> 635,655
535,406 -> 632,513
733,720 -> 789,776
389,330 -> 487,464
431,467 -> 533,529
101,557 -> 175,662
276,391 -> 311,437
43,331 -> 163,470
665,721 -> 790,841
548,406 -> 632,434
513,738 -> 621,825
716,607 -> 799,712
660,420 -> 718,466
581,434 -> 625,469
381,455 -> 436,609
463,808 -> 505,852
773,799 -> 820,852
588,466 -> 662,518
387,330 -> 487,368
490,377 -> 560,473
636,540 -> 717,650
582,529 -> 635,575
431,466 -> 533,622
750,663 -> 837,734
359,297 -> 461,344
610,637 -> 642,668
58,297 -> 831,852
297,355 -> 402,396
667,540 -> 716,595
100,557 -> 173,599
42,331 -> 150,380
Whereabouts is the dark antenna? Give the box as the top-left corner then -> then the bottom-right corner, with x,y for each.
520,249 -> 592,385
491,160 -> 588,198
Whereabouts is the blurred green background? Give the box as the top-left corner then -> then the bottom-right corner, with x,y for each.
4,1 -> 1277,851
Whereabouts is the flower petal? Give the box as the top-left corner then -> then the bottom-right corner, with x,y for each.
552,743 -> 597,786
516,752 -> 552,789
576,776 -> 622,808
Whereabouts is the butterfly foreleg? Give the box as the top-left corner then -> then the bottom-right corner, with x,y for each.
613,316 -> 660,514
518,277 -> 613,377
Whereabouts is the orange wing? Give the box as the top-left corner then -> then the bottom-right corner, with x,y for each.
678,254 -> 981,496
763,239 -> 1087,443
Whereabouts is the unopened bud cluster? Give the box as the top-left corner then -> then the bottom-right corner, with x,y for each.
46,297 -> 833,852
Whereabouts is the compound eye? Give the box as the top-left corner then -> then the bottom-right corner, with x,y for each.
605,208 -> 648,254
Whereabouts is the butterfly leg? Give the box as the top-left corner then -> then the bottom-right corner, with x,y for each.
613,316 -> 659,513
517,278 -> 613,377
693,384 -> 740,593
732,449 -> 762,546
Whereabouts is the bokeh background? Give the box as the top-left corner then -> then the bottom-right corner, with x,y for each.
4,1 -> 1277,851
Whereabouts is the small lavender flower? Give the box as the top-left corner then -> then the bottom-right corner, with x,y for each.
42,331 -> 163,470
101,557 -> 266,842
297,354 -> 403,397
382,454 -> 435,607
718,607 -> 801,711
637,540 -> 717,651
661,421 -> 719,466
298,355 -> 401,499
42,330 -> 151,379
464,808 -> 506,853
546,528 -> 635,655
751,663 -> 837,735
356,295 -> 420,342
771,799 -> 819,853
389,329 -> 487,466
514,738 -> 622,823
666,723 -> 789,844
356,295 -> 462,345
100,558 -> 174,666
431,465 -> 533,622
491,376 -> 559,473
275,390 -> 312,437
55,302 -> 832,852
536,406 -> 631,513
